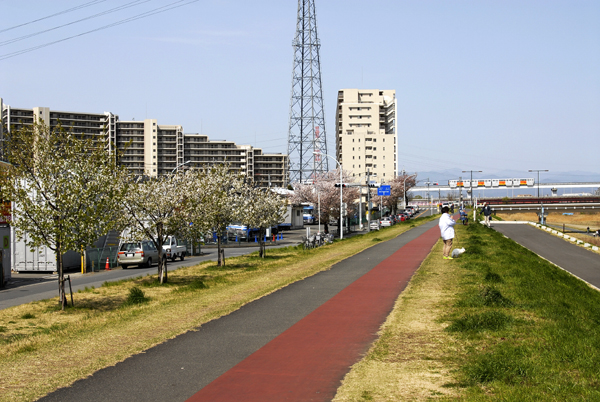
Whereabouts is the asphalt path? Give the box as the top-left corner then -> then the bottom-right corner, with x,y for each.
37,219 -> 440,402
493,223 -> 600,289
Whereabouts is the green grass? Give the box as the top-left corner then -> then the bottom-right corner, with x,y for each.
445,223 -> 600,400
334,220 -> 600,400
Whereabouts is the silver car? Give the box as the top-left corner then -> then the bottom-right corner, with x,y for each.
369,220 -> 381,230
117,241 -> 159,269
380,217 -> 394,227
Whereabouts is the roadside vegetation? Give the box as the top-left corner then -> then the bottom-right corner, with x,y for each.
0,216 -> 434,402
334,221 -> 600,401
498,210 -> 600,249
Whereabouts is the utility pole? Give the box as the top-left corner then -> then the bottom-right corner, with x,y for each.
367,169 -> 371,232
402,169 -> 407,209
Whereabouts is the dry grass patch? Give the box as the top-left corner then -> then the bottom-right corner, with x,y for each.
498,210 -> 600,228
333,240 -> 460,401
0,218 -> 435,402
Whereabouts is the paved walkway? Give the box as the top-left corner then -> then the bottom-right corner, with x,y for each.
39,220 -> 442,402
492,223 -> 600,289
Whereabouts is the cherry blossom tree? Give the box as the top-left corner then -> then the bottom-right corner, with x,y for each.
0,122 -> 128,309
241,185 -> 287,258
190,163 -> 246,266
121,170 -> 197,283
290,169 -> 359,233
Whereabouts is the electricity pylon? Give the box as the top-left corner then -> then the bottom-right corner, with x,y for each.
286,0 -> 328,185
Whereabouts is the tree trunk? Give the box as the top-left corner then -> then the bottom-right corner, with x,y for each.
258,229 -> 263,258
217,228 -> 223,266
57,246 -> 65,310
156,229 -> 167,284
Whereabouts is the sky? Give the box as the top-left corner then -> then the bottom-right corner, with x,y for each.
1,0 -> 599,182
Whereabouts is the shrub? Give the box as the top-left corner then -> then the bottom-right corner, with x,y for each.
124,287 -> 149,305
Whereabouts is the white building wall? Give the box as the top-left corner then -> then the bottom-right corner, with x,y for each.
336,89 -> 397,183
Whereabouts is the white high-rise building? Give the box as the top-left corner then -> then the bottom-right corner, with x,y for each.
335,89 -> 397,183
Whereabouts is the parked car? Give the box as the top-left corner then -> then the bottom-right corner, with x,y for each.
117,240 -> 158,269
380,217 -> 394,227
163,235 -> 187,261
369,220 -> 381,230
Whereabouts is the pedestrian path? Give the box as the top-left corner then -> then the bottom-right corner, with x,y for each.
39,220 -> 442,402
493,223 -> 600,290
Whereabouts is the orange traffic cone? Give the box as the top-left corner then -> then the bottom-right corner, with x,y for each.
105,257 -> 110,270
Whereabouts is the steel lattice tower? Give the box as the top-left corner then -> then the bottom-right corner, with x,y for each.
287,0 -> 328,185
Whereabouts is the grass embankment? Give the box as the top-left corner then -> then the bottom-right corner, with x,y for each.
334,222 -> 600,401
0,216 -> 435,402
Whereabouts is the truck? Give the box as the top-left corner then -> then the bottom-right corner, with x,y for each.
302,205 -> 315,225
276,205 -> 304,231
163,235 -> 186,261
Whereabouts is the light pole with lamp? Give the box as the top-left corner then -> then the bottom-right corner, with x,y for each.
529,169 -> 548,198
172,160 -> 192,174
313,151 -> 344,240
462,170 -> 482,205
529,169 -> 548,224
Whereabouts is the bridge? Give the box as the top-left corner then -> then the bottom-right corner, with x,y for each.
408,182 -> 600,194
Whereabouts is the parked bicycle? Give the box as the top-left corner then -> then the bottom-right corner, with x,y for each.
302,232 -> 333,250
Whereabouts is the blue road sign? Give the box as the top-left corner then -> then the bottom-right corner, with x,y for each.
378,185 -> 391,196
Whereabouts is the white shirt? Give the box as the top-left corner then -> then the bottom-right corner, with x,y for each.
439,213 -> 456,240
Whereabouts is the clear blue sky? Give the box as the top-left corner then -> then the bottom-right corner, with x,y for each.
1,0 -> 599,179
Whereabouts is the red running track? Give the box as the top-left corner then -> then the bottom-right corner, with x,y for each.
187,224 -> 441,402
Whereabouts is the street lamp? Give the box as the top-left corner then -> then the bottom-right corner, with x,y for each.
529,169 -> 548,224
462,170 -> 482,205
172,160 -> 192,174
313,151 -> 344,240
529,169 -> 548,198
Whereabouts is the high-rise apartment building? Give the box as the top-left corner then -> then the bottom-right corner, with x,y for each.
335,89 -> 397,182
114,119 -> 184,176
0,99 -> 287,187
183,134 -> 287,187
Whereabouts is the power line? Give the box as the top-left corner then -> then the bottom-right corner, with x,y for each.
0,0 -> 107,34
0,0 -> 151,48
0,0 -> 199,61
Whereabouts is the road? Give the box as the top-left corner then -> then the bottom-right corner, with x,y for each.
1,210 -> 436,311
0,246 -> 279,310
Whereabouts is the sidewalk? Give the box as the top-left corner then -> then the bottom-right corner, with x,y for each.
39,220 -> 442,402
